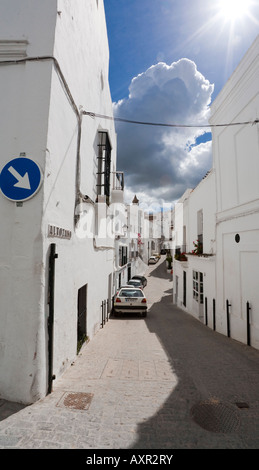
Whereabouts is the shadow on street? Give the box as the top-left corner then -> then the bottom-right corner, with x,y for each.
148,258 -> 172,280
129,258 -> 259,449
0,400 -> 27,422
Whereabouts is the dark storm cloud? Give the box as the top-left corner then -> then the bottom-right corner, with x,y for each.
113,58 -> 214,206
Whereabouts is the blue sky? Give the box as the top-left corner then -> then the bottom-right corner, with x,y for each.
103,0 -> 259,209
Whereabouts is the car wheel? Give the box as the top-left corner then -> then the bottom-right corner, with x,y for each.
142,311 -> 147,318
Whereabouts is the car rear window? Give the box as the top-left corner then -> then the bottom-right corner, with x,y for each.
119,289 -> 144,298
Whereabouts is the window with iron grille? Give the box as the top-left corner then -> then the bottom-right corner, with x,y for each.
119,246 -> 128,266
97,131 -> 111,200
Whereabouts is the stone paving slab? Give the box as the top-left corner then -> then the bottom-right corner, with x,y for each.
1,257 -> 259,451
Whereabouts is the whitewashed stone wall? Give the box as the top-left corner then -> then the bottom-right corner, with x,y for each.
174,35 -> 259,350
0,0 -> 117,404
173,172 -> 216,323
210,35 -> 259,349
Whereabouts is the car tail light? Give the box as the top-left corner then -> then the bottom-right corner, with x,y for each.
115,297 -> 121,302
141,298 -> 147,303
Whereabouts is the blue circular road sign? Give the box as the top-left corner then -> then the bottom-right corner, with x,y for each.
0,157 -> 43,202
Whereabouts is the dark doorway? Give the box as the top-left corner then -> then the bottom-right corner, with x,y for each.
183,271 -> 186,307
48,243 -> 58,394
77,284 -> 87,353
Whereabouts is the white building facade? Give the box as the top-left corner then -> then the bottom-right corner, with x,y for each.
173,35 -> 259,350
113,196 -> 152,291
210,35 -> 259,349
0,0 -> 118,404
173,172 -> 216,325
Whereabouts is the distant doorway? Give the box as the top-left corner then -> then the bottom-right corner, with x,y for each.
108,272 -> 113,314
77,284 -> 87,353
183,271 -> 186,307
175,275 -> 178,304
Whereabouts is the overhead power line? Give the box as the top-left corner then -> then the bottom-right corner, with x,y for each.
1,57 -> 258,129
83,111 -> 259,129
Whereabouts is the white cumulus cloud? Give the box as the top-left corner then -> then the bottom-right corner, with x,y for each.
113,58 -> 214,207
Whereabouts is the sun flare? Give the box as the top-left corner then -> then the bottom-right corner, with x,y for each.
218,0 -> 252,21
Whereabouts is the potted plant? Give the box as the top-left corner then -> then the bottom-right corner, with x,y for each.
192,240 -> 203,255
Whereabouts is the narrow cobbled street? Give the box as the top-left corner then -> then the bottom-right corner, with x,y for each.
1,256 -> 259,451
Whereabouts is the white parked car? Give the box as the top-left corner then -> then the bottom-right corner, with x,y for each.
127,279 -> 143,289
148,256 -> 158,265
114,287 -> 147,317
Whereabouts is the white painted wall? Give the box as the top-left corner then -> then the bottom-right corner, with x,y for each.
215,215 -> 259,346
173,172 -> 216,323
187,171 -> 216,255
210,35 -> 259,349
113,201 -> 150,291
0,0 -> 117,404
172,189 -> 192,252
43,0 -> 117,385
0,0 -> 57,56
174,35 -> 259,351
0,0 -> 58,404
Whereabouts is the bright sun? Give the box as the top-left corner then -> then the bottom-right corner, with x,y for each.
218,0 -> 252,21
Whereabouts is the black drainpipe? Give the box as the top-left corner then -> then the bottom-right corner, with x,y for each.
247,301 -> 251,346
226,299 -> 231,338
48,243 -> 58,394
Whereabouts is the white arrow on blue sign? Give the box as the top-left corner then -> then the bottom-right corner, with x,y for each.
0,157 -> 43,202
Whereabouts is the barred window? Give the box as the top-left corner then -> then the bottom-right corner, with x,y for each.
119,246 -> 128,266
97,131 -> 111,200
